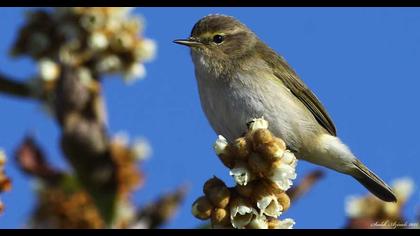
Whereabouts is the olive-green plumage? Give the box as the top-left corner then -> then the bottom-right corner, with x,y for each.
174,14 -> 396,202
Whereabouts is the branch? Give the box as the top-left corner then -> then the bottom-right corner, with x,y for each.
57,65 -> 117,224
287,169 -> 324,203
14,135 -> 64,184
136,185 -> 187,229
0,73 -> 33,99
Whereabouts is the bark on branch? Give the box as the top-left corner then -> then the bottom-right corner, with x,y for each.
0,73 -> 33,99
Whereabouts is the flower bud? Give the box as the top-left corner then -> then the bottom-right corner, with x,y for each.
203,177 -> 230,208
208,189 -> 230,209
247,153 -> 270,175
258,141 -> 284,162
113,31 -> 134,50
211,208 -> 230,227
235,182 -> 255,198
191,196 -> 213,220
230,137 -> 251,160
252,129 -> 273,149
0,150 -> 6,166
276,192 -> 291,212
218,153 -> 235,169
203,176 -> 226,195
273,137 -> 287,152
0,176 -> 11,192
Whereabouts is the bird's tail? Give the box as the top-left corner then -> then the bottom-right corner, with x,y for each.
351,159 -> 397,202
315,134 -> 397,202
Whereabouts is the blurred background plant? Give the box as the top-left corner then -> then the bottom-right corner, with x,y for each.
344,177 -> 419,229
0,7 -> 185,228
0,149 -> 12,215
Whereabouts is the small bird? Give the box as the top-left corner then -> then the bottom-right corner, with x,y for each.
174,14 -> 397,202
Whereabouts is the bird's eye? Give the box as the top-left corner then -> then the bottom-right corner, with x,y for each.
213,34 -> 224,44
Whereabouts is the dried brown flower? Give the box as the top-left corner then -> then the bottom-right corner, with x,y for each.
192,118 -> 296,229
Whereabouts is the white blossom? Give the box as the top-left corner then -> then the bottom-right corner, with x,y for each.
128,219 -> 149,229
257,194 -> 282,218
281,150 -> 297,168
124,63 -> 146,83
112,201 -> 136,228
248,117 -> 268,131
275,218 -> 296,229
136,38 -> 157,62
247,214 -> 268,229
268,163 -> 297,191
229,163 -> 253,186
95,55 -> 122,72
112,131 -> 130,147
391,177 -> 414,202
230,198 -> 256,229
345,195 -> 365,218
110,7 -> 135,19
88,32 -> 109,50
213,135 -> 228,155
38,59 -> 60,81
131,138 -> 151,161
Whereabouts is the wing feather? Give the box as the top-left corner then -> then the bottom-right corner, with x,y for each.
256,42 -> 337,136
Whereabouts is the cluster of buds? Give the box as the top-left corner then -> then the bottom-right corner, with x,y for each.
29,150 -> 185,229
192,118 -> 296,229
12,7 -> 156,89
345,177 -> 416,229
0,150 -> 12,214
30,185 -> 185,229
31,186 -> 105,228
109,132 -> 151,198
135,186 -> 187,229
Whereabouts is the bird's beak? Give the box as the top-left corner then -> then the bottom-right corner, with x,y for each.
173,38 -> 202,47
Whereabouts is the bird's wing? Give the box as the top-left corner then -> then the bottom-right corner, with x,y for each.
258,43 -> 337,136
275,69 -> 337,136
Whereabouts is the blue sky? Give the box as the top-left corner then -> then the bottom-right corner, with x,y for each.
0,7 -> 419,228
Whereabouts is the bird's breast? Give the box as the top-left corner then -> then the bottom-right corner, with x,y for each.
194,64 -> 320,152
